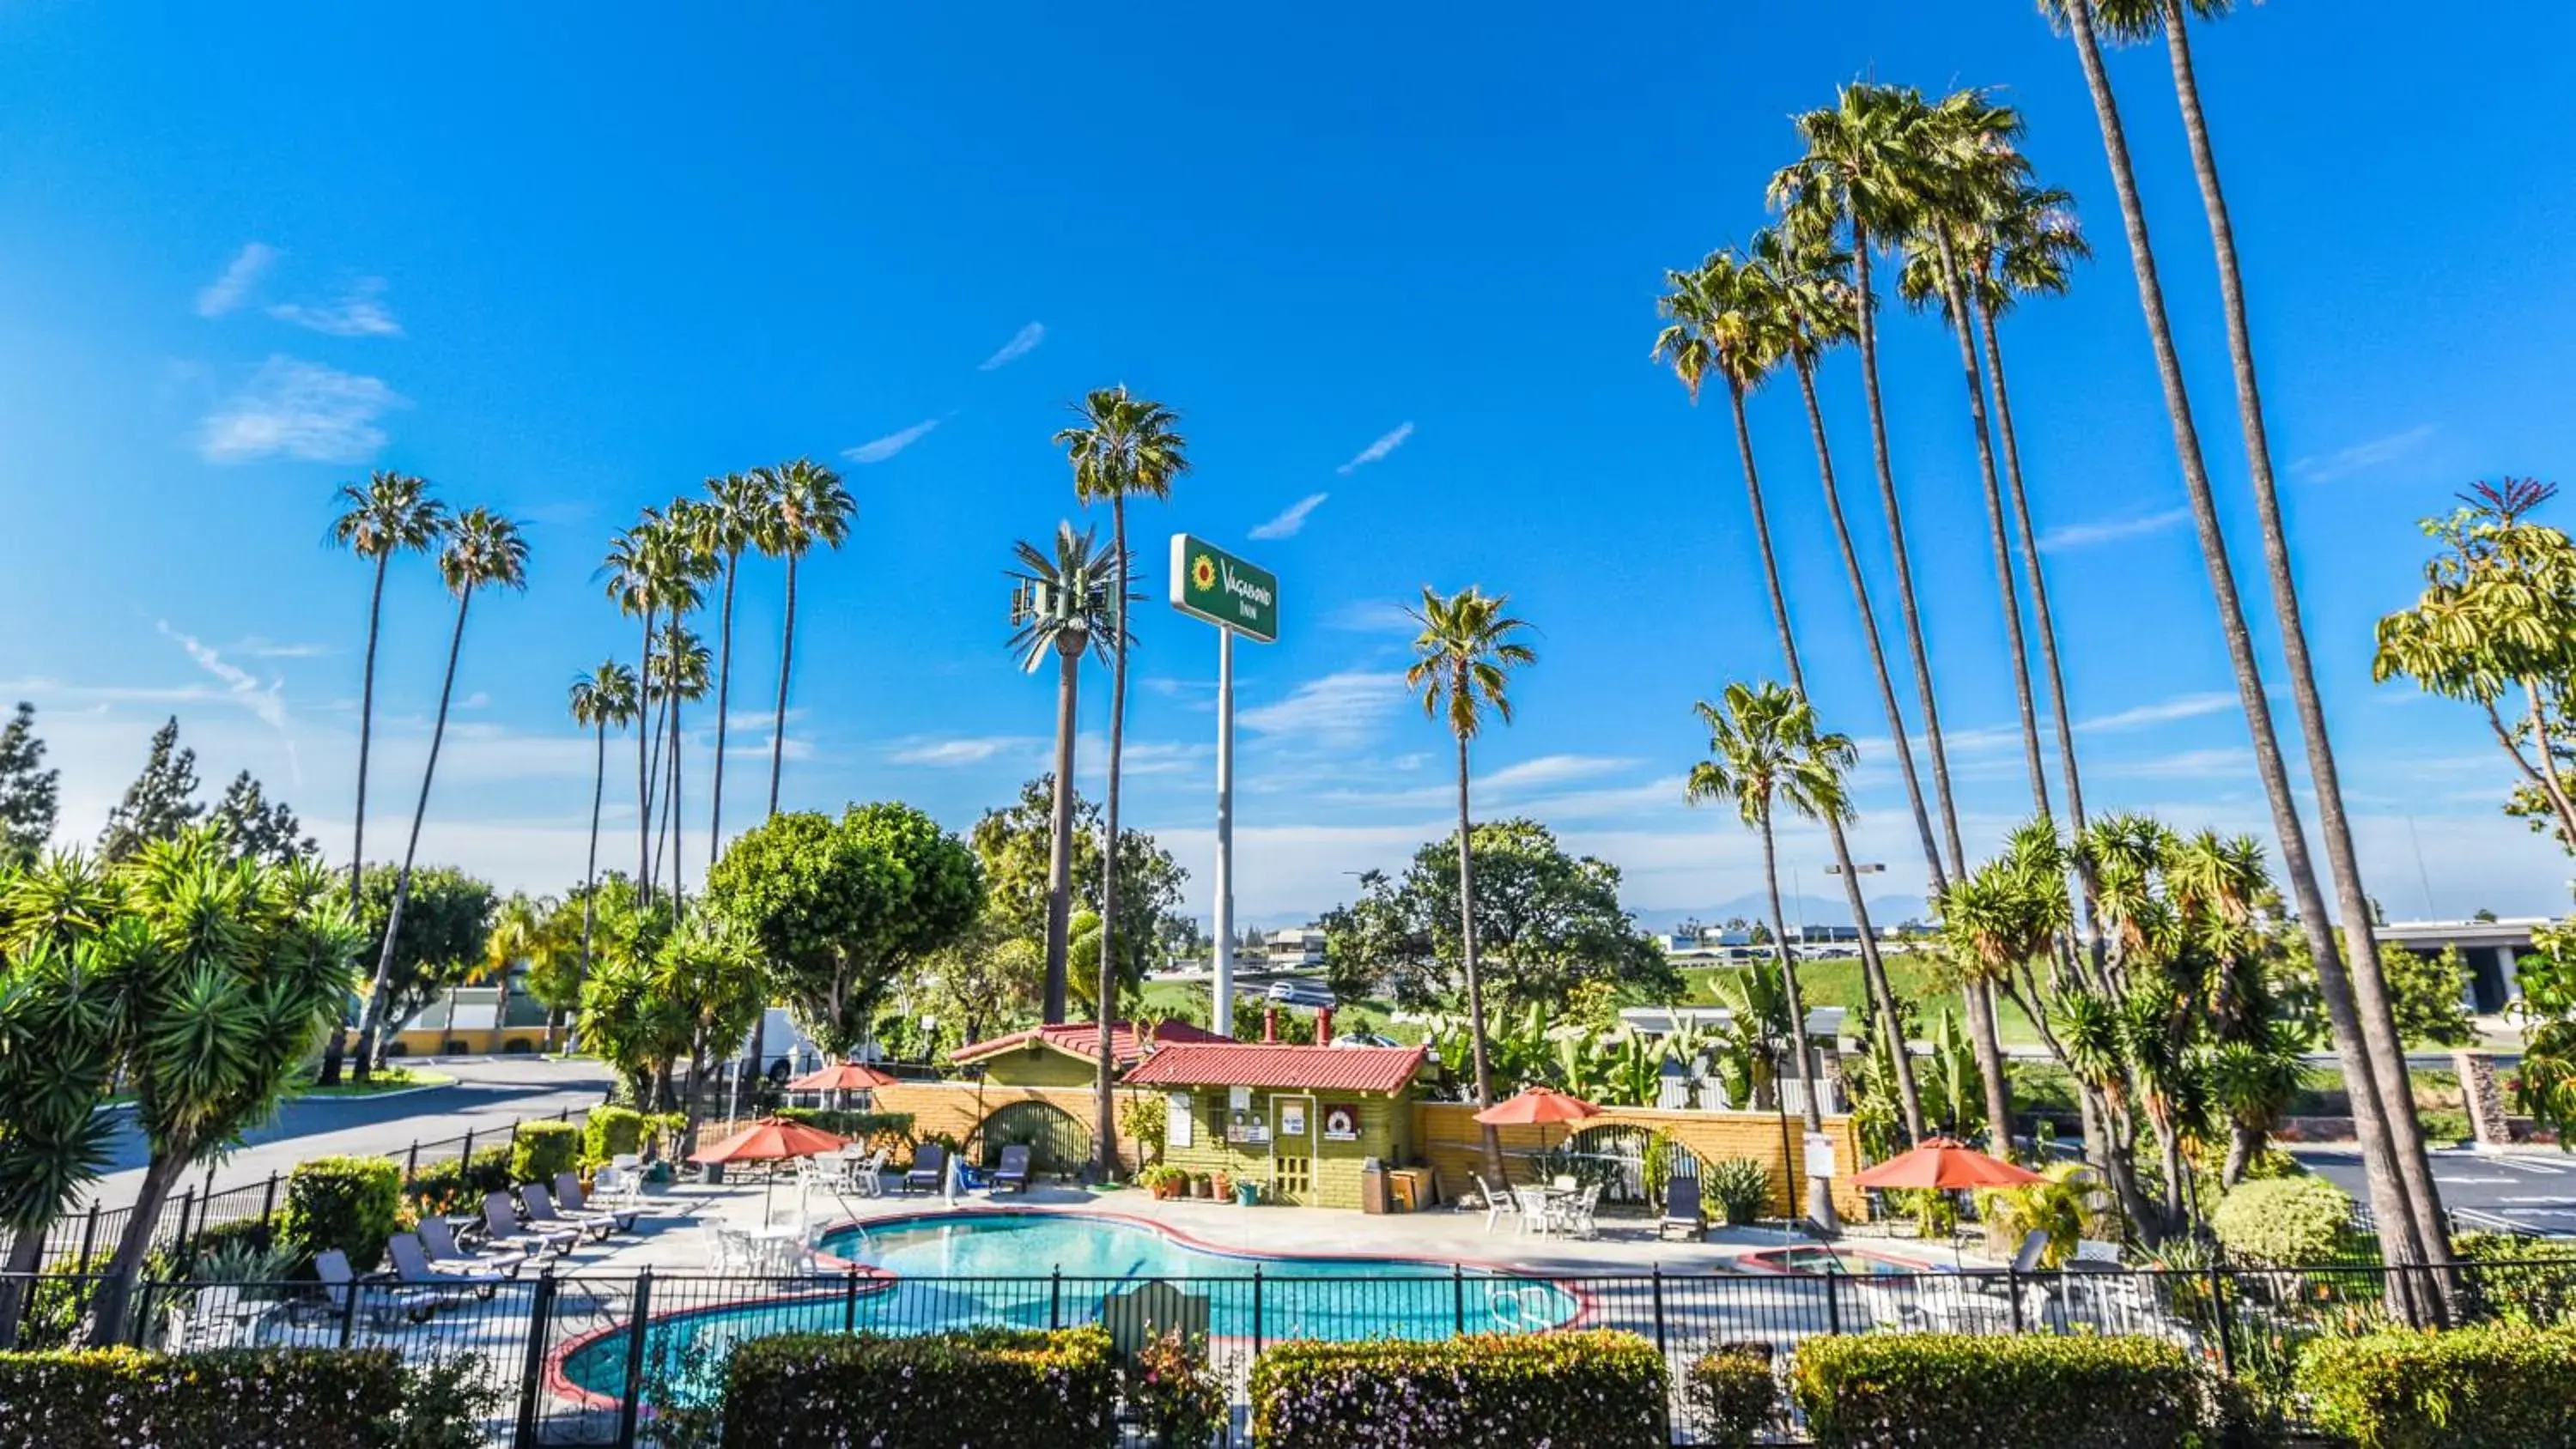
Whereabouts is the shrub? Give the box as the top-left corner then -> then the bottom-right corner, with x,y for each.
2211,1175 -> 2354,1265
510,1120 -> 581,1186
2456,1232 -> 2576,1327
1704,1157 -> 1772,1226
1791,1334 -> 2215,1449
1249,1331 -> 1667,1449
1121,1329 -> 1226,1448
391,1352 -> 508,1449
720,1328 -> 1117,1449
281,1156 -> 404,1272
2299,1325 -> 2576,1449
402,1144 -> 514,1219
1683,1343 -> 1782,1449
182,1212 -> 278,1273
0,1346 -> 407,1449
582,1105 -> 647,1167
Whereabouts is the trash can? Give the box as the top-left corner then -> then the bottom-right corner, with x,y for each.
1359,1158 -> 1389,1215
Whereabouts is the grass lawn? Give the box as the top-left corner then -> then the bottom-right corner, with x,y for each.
1680,955 -> 2044,1046
296,1065 -> 457,1098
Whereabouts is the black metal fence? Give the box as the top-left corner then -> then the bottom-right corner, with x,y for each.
8,1255 -> 2571,1447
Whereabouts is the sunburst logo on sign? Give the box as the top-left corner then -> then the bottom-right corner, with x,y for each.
1190,553 -> 1218,591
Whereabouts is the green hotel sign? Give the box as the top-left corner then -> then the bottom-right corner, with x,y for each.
1170,534 -> 1279,643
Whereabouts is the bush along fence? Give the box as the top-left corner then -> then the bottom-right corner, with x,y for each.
0,1255 -> 2569,1446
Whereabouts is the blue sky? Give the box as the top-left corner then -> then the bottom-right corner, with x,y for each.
3,2 -> 2574,927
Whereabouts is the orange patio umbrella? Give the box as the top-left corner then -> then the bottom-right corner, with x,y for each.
1848,1137 -> 2043,1191
787,1061 -> 898,1092
689,1116 -> 852,1216
1475,1087 -> 1603,1174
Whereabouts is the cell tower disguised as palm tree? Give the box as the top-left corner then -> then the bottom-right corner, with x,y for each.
1006,523 -> 1121,1026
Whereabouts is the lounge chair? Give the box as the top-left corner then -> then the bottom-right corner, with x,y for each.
992,1143 -> 1032,1194
519,1182 -> 617,1241
1660,1176 -> 1705,1242
385,1234 -> 502,1304
168,1286 -> 269,1350
419,1212 -> 528,1276
301,1249 -> 435,1330
904,1142 -> 946,1195
481,1191 -> 580,1256
1472,1173 -> 1521,1234
2009,1228 -> 2050,1275
556,1171 -> 641,1232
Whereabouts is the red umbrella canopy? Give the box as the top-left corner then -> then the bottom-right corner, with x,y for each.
1848,1137 -> 2044,1191
687,1118 -> 850,1165
787,1061 -> 897,1092
1473,1087 -> 1603,1127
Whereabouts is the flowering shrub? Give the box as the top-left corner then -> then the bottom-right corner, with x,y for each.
2299,1325 -> 2576,1448
281,1157 -> 404,1272
399,1145 -> 514,1215
1249,1331 -> 1666,1449
1122,1330 -> 1227,1447
509,1120 -> 582,1187
0,1346 -> 406,1449
720,1327 -> 1117,1449
1791,1334 -> 2216,1449
1682,1343 -> 1781,1449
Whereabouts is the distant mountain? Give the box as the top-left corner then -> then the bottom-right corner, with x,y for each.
1638,894 -> 1931,934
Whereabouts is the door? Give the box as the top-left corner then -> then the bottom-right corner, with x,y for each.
1270,1094 -> 1315,1204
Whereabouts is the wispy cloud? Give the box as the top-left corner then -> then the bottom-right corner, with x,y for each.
1324,600 -> 1417,634
155,621 -> 299,783
1337,421 -> 1414,476
268,276 -> 401,337
1481,755 -> 1637,792
2078,691 -> 2239,733
1249,492 -> 1329,541
195,243 -> 276,318
234,637 -> 334,660
2292,423 -> 2435,485
1239,670 -> 1409,746
843,418 -> 940,464
978,322 -> 1046,371
198,355 -> 404,464
2096,747 -> 2256,780
889,736 -> 1034,767
2038,506 -> 2190,554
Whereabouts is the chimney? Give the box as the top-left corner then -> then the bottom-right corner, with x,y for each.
1264,1007 -> 1279,1044
1315,1006 -> 1334,1047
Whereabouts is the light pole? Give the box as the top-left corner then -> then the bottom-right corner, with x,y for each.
1826,862 -> 1885,949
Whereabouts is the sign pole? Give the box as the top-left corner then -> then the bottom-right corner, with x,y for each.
1213,626 -> 1236,1038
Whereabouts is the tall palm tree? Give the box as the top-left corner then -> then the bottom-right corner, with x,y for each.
1006,523 -> 1121,1027
1056,385 -> 1189,1179
699,472 -> 773,867
1404,585 -> 1537,1191
600,519 -> 662,906
321,472 -> 447,1084
648,621 -> 711,909
352,507 -> 528,1081
1687,680 -> 1850,1232
2041,0 -> 2438,1288
764,459 -> 855,817
2088,0 -> 2449,1269
1771,82 -> 1966,877
1655,246 -> 1923,1143
569,659 -> 641,991
635,508 -> 711,906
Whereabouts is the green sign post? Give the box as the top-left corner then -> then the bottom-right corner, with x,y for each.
1170,534 -> 1279,643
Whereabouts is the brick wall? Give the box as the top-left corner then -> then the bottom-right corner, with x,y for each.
872,1080 -> 1155,1172
1413,1102 -> 1870,1221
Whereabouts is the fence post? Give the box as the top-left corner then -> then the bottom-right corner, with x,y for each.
260,1173 -> 280,1228
614,1268 -> 653,1449
2208,1264 -> 2234,1377
1050,1267 -> 1063,1331
2007,1267 -> 2025,1333
463,1129 -> 476,1167
1824,1266 -> 1842,1337
336,1268 -> 361,1348
1451,1264 -> 1467,1336
1251,1265 -> 1264,1359
406,1141 -> 421,1183
513,1269 -> 558,1449
76,1200 -> 100,1270
1649,1264 -> 1668,1355
844,1265 -> 861,1334
171,1187 -> 197,1263
128,1279 -> 154,1349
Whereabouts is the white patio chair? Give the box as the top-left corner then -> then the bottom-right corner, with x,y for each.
1472,1173 -> 1521,1234
848,1146 -> 890,1197
1515,1186 -> 1559,1236
1565,1184 -> 1601,1240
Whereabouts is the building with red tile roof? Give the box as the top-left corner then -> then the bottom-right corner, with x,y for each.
950,1019 -> 1230,1088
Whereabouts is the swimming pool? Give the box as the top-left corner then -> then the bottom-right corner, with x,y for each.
1731,1246 -> 1944,1276
552,1211 -> 1583,1406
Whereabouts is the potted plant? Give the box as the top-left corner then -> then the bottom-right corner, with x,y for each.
1191,1172 -> 1212,1199
1211,1170 -> 1232,1202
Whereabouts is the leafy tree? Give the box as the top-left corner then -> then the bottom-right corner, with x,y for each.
1004,524 -> 1121,1023
2278,936 -> 2474,1051
703,803 -> 982,1058
651,915 -> 767,1152
531,883 -> 617,1052
95,718 -> 202,862
0,704 -> 60,870
899,912 -> 1045,1059
349,864 -> 498,1047
2512,916 -> 2576,1142
969,777 -> 1188,989
208,771 -> 319,867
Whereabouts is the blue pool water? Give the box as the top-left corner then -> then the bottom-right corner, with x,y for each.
555,1212 -> 1581,1404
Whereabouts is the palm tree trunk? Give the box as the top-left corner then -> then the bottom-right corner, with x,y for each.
646,666 -> 674,900
1850,230 -> 1966,880
1935,237 -> 2052,818
86,1149 -> 189,1347
711,551 -> 737,867
637,605 -> 656,907
665,691 -> 684,913
1042,646 -> 1080,1025
1759,815 -> 1837,1232
321,554 -> 395,1087
353,593 -> 472,1082
2160,3 -> 2448,1275
1455,733 -> 1506,1190
1096,497 -> 1128,1181
1794,361 -> 1947,898
1727,383 -> 1923,1143
769,555 -> 799,817
2056,0 -> 2432,1291
581,717 -> 606,1036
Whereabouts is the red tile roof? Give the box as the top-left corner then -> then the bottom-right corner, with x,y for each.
951,1019 -> 1230,1069
1122,1043 -> 1429,1094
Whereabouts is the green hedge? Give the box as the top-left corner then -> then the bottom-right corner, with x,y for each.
1249,1331 -> 1667,1449
720,1328 -> 1117,1449
2210,1176 -> 2354,1266
582,1105 -> 647,1167
2300,1325 -> 2576,1448
0,1346 -> 406,1449
2456,1233 -> 2576,1328
401,1144 -> 515,1217
281,1156 -> 403,1273
1684,1343 -> 1782,1449
1791,1334 -> 2215,1449
509,1121 -> 581,1187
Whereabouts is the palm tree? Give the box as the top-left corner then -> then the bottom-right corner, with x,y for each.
568,660 -> 641,994
0,864 -> 123,1344
1404,585 -> 1537,1191
1687,681 -> 1853,1233
320,471 -> 446,1085
2040,0 -> 2439,1289
1006,523 -> 1121,1027
629,508 -> 709,907
1056,385 -> 1190,1180
600,519 -> 661,905
648,621 -> 711,909
1654,246 -> 1923,1143
468,891 -> 550,1052
699,472 -> 773,867
764,459 -> 856,817
351,506 -> 528,1081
